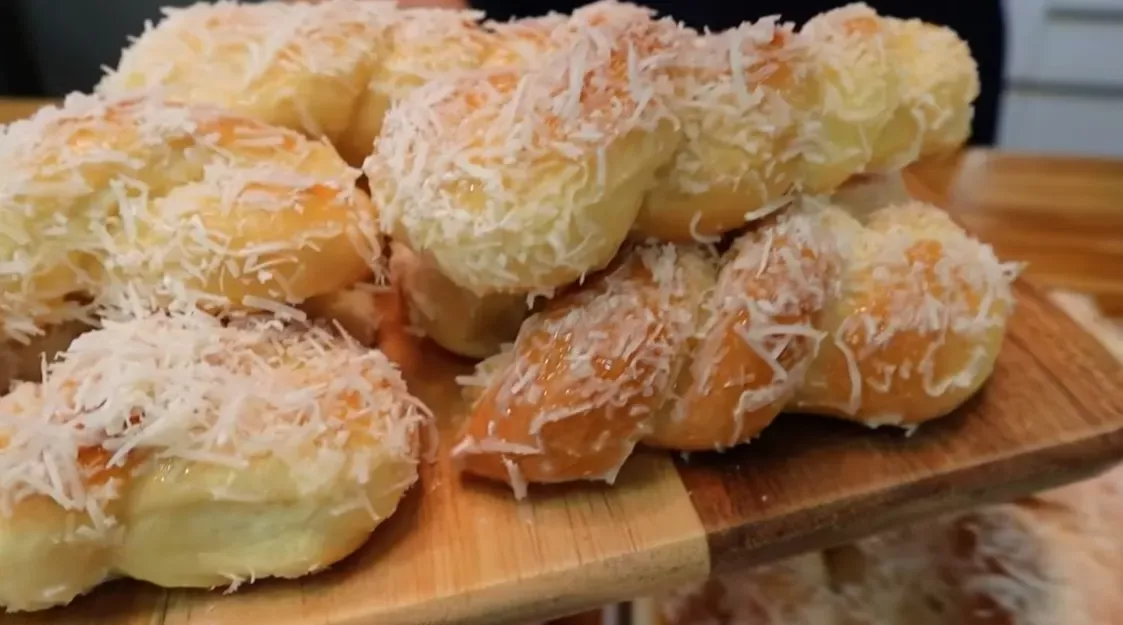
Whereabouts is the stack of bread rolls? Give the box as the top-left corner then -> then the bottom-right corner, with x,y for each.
0,0 -> 1022,612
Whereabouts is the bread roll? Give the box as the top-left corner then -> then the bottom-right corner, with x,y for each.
455,194 -> 1021,492
99,0 -> 394,166
453,244 -> 713,493
799,3 -> 900,194
792,199 -> 1021,427
0,93 -> 380,340
367,4 -> 685,297
636,17 -> 814,241
645,209 -> 835,450
883,18 -> 980,163
0,311 -> 426,612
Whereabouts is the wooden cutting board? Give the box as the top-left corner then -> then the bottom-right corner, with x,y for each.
3,170 -> 1122,625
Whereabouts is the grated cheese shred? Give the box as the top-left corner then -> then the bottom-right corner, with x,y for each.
0,310 -> 429,528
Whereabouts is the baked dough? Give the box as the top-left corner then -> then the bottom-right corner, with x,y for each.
99,0 -> 395,166
636,16 -> 815,242
456,195 -> 1020,493
0,311 -> 426,612
453,244 -> 714,490
367,3 -> 686,297
0,93 -> 380,342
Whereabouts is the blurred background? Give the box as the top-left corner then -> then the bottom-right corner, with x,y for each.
1,0 -> 1122,157
1001,0 -> 1123,157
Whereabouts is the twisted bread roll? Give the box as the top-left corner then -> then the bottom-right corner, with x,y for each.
0,311 -> 426,612
453,244 -> 714,489
454,197 -> 1019,492
367,3 -> 686,297
792,201 -> 1018,426
0,93 -> 380,345
636,3 -> 980,242
378,3 -> 979,356
98,0 -> 395,167
797,3 -> 900,194
349,8 -> 562,357
99,1 -> 562,166
635,17 -> 816,242
369,3 -> 687,356
645,210 -> 835,450
879,18 -> 980,166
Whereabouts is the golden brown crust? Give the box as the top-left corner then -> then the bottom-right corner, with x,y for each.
98,0 -> 395,166
457,195 -> 1020,494
645,210 -> 836,450
452,244 -> 713,491
793,200 -> 1019,426
0,313 -> 427,612
0,94 -> 380,342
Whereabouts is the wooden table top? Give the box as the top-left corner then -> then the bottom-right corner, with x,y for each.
913,151 -> 1123,317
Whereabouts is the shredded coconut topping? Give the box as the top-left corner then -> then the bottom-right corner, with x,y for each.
453,243 -> 709,493
367,3 -> 687,295
657,16 -> 812,198
99,0 -> 396,144
0,93 -> 379,342
0,310 -> 427,528
662,208 -> 835,448
795,197 -> 1022,420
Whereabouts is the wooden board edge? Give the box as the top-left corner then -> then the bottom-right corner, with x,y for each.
1049,290 -> 1123,363
337,533 -> 711,625
690,274 -> 1123,574
327,453 -> 714,625
702,423 -> 1123,575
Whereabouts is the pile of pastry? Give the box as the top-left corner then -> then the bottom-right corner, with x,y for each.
0,0 -> 1021,613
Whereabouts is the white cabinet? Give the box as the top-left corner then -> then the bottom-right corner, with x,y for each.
998,0 -> 1123,157
1001,92 -> 1123,156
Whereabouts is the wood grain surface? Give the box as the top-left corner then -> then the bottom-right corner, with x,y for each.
1,100 -> 1122,625
913,150 -> 1123,312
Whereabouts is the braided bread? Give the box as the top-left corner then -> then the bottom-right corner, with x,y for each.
97,1 -> 561,167
374,2 -> 983,358
0,312 -> 426,612
455,197 -> 1018,488
99,1 -> 393,166
0,93 -> 380,342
